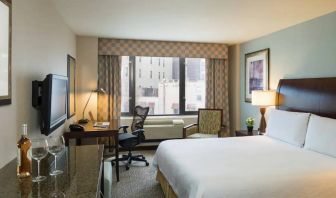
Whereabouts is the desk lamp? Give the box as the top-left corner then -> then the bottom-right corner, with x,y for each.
78,88 -> 106,124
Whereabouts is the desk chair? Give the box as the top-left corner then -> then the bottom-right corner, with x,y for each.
113,106 -> 150,170
183,108 -> 227,138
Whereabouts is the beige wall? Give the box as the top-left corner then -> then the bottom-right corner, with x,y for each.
76,36 -> 99,121
228,44 -> 241,135
0,0 -> 76,169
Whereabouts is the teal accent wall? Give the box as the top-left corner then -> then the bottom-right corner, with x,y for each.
239,11 -> 336,129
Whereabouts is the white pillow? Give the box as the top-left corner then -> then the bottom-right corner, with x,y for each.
304,114 -> 336,157
266,109 -> 310,147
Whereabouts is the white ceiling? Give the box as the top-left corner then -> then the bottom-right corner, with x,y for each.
51,0 -> 336,44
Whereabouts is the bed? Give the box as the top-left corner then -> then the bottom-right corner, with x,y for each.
153,77 -> 336,198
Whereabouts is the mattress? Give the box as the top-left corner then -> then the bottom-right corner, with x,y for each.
153,136 -> 336,198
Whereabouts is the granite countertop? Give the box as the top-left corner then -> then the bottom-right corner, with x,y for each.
0,145 -> 104,197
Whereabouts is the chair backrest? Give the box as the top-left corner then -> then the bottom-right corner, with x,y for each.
131,106 -> 150,131
197,109 -> 223,135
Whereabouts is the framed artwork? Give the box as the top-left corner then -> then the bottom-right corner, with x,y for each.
0,0 -> 11,106
67,55 -> 76,118
245,48 -> 269,102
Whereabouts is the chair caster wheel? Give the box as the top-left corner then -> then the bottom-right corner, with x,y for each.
126,166 -> 130,170
146,162 -> 149,166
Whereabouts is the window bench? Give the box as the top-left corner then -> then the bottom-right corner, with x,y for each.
143,119 -> 185,140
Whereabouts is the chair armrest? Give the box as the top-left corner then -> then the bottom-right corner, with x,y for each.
183,123 -> 198,138
119,125 -> 129,133
131,129 -> 144,136
132,129 -> 145,143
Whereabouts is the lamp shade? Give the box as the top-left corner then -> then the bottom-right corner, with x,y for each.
251,90 -> 276,106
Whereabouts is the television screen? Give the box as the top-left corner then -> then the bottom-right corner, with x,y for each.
32,74 -> 68,135
50,76 -> 67,129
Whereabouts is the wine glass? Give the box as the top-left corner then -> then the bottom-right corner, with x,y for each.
47,136 -> 65,176
29,138 -> 49,182
49,175 -> 65,198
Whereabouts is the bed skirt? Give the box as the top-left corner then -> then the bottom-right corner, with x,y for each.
156,169 -> 178,198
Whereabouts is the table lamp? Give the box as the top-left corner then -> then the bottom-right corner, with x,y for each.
78,88 -> 106,124
251,90 -> 276,133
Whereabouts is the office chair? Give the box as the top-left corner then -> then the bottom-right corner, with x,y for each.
113,106 -> 150,170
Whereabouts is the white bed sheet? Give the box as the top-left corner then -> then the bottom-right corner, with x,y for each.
153,136 -> 336,198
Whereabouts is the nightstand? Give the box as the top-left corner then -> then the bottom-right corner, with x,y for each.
235,130 -> 262,136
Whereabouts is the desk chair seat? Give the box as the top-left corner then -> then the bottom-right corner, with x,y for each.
118,132 -> 149,169
118,133 -> 136,144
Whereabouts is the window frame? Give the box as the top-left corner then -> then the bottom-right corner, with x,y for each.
121,56 -> 204,116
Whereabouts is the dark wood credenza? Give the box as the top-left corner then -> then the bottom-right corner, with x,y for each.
0,145 -> 105,197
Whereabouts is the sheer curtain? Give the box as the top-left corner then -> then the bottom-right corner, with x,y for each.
206,58 -> 230,135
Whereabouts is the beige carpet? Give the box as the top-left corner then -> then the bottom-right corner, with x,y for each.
112,150 -> 164,198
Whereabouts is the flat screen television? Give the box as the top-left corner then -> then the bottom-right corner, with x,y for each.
32,74 -> 68,135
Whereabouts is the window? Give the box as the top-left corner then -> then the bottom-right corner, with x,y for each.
121,56 -> 205,115
121,56 -> 130,113
185,58 -> 206,112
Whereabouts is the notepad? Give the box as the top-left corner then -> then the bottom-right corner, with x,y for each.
93,122 -> 110,128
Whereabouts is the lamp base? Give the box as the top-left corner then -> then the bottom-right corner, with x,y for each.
259,107 -> 267,133
78,119 -> 89,124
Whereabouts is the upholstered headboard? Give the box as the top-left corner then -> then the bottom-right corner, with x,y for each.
276,77 -> 336,119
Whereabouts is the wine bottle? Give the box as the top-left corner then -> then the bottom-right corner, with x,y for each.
17,124 -> 32,178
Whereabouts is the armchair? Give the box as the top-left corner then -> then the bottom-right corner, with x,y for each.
183,109 -> 227,138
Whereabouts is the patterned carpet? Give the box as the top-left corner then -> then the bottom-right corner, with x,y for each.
112,150 -> 164,198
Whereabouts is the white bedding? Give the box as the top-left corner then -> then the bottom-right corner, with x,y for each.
153,136 -> 336,198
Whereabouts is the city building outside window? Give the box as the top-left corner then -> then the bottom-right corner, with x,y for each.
121,56 -> 205,116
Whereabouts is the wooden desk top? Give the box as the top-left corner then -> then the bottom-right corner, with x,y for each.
81,120 -> 120,132
63,120 -> 120,142
80,119 -> 120,132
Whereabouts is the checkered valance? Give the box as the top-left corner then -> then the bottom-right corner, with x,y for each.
98,38 -> 228,59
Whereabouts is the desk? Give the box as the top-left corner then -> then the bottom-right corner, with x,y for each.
63,120 -> 120,182
0,145 -> 105,197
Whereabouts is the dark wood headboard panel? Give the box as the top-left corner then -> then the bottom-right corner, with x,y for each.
276,77 -> 336,119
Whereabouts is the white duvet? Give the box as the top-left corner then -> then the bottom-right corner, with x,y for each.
153,136 -> 336,198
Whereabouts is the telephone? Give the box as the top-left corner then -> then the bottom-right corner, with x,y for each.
69,124 -> 84,132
